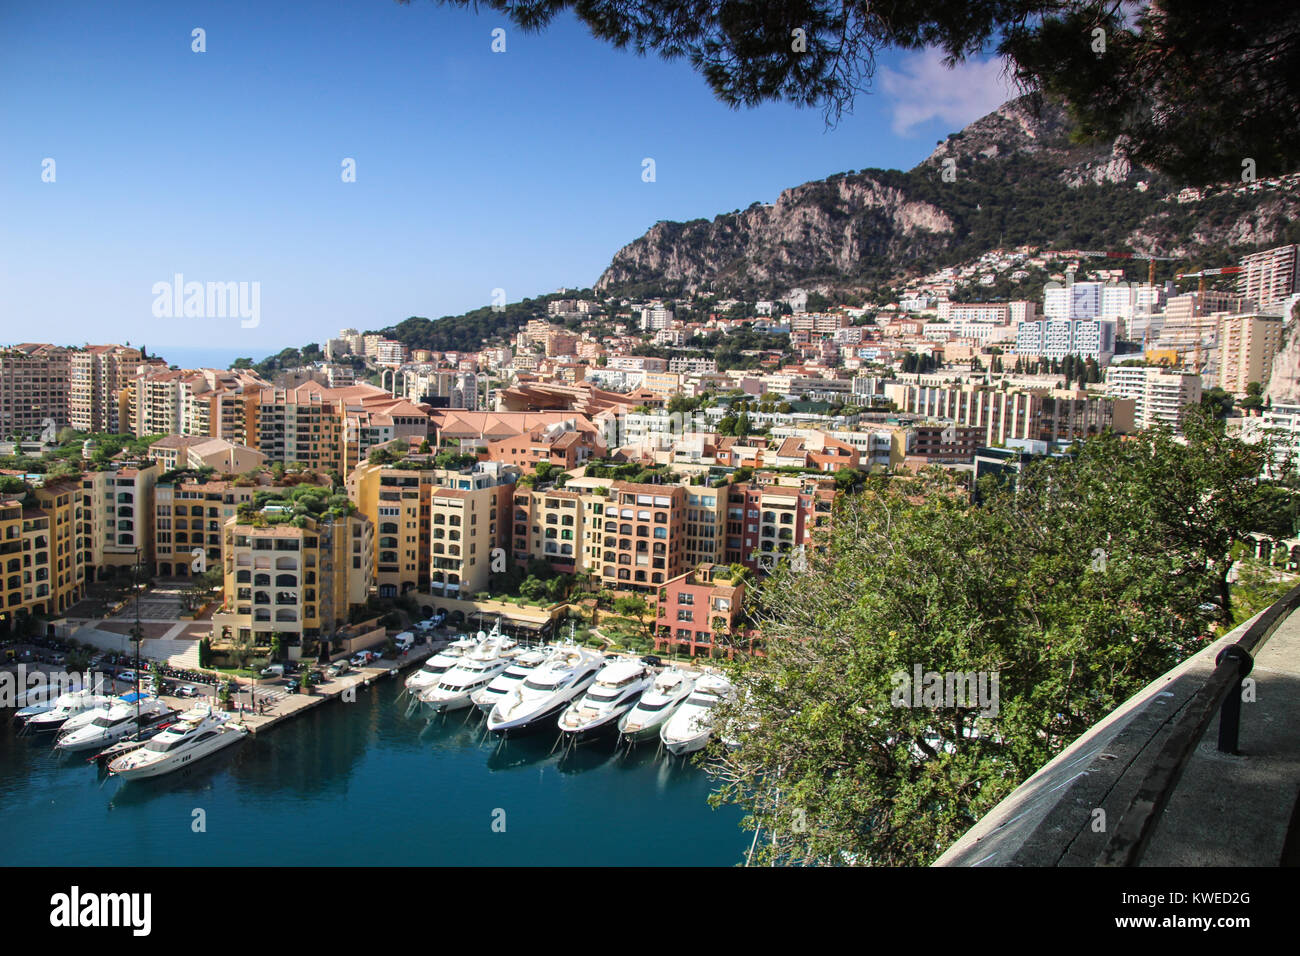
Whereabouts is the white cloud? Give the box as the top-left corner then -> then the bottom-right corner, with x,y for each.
878,48 -> 1018,137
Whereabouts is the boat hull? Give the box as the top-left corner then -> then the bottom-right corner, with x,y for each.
111,730 -> 245,780
488,698 -> 578,736
662,730 -> 711,756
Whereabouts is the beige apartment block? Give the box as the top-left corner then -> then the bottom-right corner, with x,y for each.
214,511 -> 374,648
1217,313 -> 1283,397
0,344 -> 71,437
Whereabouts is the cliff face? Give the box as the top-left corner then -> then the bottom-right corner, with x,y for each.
596,96 -> 1300,298
1265,302 -> 1300,404
599,178 -> 954,293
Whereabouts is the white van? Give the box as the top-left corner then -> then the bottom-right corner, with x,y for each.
393,631 -> 414,652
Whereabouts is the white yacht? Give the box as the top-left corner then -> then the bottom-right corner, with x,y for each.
22,690 -> 114,733
55,698 -> 171,753
660,674 -> 733,756
618,668 -> 697,743
471,647 -> 551,714
558,659 -> 653,738
14,676 -> 84,715
486,646 -> 603,735
403,637 -> 477,695
108,708 -> 248,780
418,634 -> 520,713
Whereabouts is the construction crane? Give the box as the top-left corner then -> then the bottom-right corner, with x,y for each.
1068,249 -> 1178,285
1175,266 -> 1244,296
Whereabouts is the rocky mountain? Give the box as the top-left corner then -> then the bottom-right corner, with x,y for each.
596,96 -> 1300,299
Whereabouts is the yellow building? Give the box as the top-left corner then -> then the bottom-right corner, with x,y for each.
0,477 -> 89,629
348,460 -> 516,598
213,510 -> 373,651
154,479 -> 260,578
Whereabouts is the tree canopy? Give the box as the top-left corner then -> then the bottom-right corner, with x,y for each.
408,0 -> 1300,185
707,407 -> 1285,864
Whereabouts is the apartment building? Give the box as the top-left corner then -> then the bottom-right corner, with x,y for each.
906,424 -> 984,466
485,419 -> 603,472
349,460 -> 515,598
0,344 -> 71,437
70,345 -> 143,433
428,479 -> 511,600
128,368 -> 269,440
1044,282 -> 1102,321
683,486 -> 726,570
1239,245 -> 1299,313
790,313 -> 850,334
512,487 -> 586,577
88,463 -> 159,572
723,477 -> 834,573
897,382 -> 1134,445
154,479 -> 262,578
1015,318 -> 1116,362
594,482 -> 688,593
1217,313 -> 1283,397
147,435 -> 266,474
1104,365 -> 1203,432
213,511 -> 374,649
0,476 -> 91,630
655,564 -> 747,658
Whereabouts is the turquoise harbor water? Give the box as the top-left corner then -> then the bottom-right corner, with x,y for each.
0,680 -> 748,866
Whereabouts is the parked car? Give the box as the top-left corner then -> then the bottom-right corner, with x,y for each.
327,661 -> 351,678
118,669 -> 138,683
430,609 -> 447,627
175,684 -> 198,698
260,664 -> 285,678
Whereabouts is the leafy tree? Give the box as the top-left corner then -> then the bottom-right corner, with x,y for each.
1200,386 -> 1234,419
613,595 -> 656,644
708,406 -> 1276,864
1239,381 -> 1264,412
409,1 -> 1300,185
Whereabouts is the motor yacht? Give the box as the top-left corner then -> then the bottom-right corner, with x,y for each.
486,645 -> 603,735
403,636 -> 477,695
471,647 -> 551,714
13,676 -> 85,716
618,668 -> 697,743
418,634 -> 520,713
55,697 -> 171,753
108,708 -> 248,779
21,690 -> 115,733
558,659 -> 652,738
660,673 -> 733,756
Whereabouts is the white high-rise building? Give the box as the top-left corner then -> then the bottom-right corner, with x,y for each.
1017,318 -> 1116,363
1104,365 -> 1202,432
1100,283 -> 1161,339
1044,281 -> 1103,321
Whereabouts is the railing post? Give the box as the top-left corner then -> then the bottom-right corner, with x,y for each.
1215,645 -> 1254,755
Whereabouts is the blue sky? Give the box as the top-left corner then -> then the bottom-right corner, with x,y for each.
0,0 -> 1014,357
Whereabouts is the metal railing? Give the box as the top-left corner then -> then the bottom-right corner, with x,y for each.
1099,581 -> 1300,866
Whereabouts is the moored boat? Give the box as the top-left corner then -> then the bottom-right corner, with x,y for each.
55,697 -> 172,753
660,673 -> 733,756
108,707 -> 247,780
486,645 -> 603,736
618,668 -> 697,743
558,659 -> 652,739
